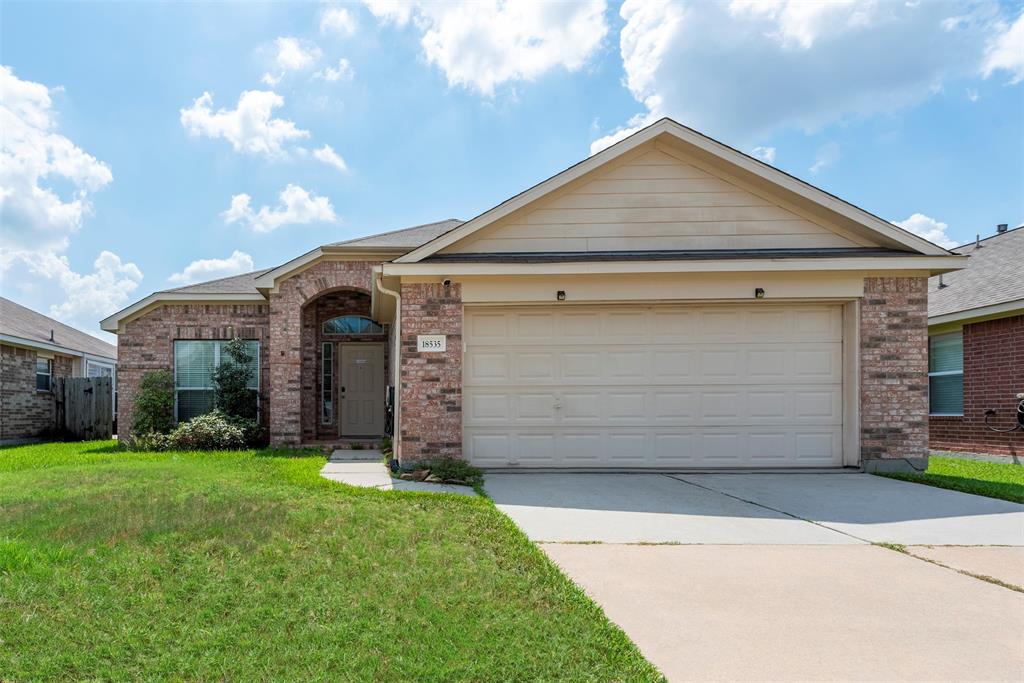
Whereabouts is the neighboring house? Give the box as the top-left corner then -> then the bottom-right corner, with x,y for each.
102,119 -> 965,472
1,297 -> 117,441
927,224 -> 1023,457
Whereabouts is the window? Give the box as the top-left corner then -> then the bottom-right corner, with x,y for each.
929,332 -> 963,416
322,342 -> 333,424
35,358 -> 52,391
322,315 -> 384,335
173,340 -> 259,422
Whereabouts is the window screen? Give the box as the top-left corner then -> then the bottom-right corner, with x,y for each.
928,332 -> 963,415
173,340 -> 259,422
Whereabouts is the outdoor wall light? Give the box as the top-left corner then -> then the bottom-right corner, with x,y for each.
556,290 -> 566,301
754,288 -> 766,299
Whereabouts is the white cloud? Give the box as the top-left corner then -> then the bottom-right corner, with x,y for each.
982,11 -> 1024,84
321,7 -> 357,35
894,213 -> 958,249
22,250 -> 143,324
221,184 -> 338,233
273,36 -> 323,71
809,141 -> 840,174
966,87 -> 980,102
261,72 -> 282,87
179,90 -> 309,157
313,144 -> 348,172
364,0 -> 608,96
0,65 -> 113,264
595,0 -> 1019,148
314,58 -> 355,82
751,146 -> 776,164
168,250 -> 254,286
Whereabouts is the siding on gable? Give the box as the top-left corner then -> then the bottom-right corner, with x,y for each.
443,149 -> 864,254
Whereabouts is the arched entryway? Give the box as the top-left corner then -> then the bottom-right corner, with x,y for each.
300,288 -> 390,443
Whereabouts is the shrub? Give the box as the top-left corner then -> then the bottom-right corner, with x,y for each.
213,338 -> 258,421
165,411 -> 246,451
416,457 -> 484,486
132,370 -> 175,435
125,431 -> 170,452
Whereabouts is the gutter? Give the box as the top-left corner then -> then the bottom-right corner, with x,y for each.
375,273 -> 402,463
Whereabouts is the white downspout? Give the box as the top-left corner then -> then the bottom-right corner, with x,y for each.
375,273 -> 402,462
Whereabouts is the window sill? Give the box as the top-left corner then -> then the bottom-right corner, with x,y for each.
929,413 -> 964,418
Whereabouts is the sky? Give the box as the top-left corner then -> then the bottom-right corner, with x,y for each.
1,0 -> 1023,342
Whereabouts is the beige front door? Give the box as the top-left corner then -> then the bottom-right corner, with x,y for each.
340,344 -> 386,437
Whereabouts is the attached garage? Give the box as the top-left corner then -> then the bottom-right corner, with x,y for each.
464,303 -> 847,469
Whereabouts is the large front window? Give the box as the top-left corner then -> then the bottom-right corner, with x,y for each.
173,340 -> 259,422
928,332 -> 963,416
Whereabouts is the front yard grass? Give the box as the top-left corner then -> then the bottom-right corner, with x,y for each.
876,454 -> 1024,504
0,441 -> 661,681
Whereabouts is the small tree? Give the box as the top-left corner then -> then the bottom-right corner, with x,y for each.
133,369 -> 175,435
212,338 -> 258,420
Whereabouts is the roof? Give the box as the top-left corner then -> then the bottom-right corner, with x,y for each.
1,297 -> 117,359
929,225 -> 1024,321
396,117 -> 955,263
327,219 -> 463,249
161,268 -> 274,296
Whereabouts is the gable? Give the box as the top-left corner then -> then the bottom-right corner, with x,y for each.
440,146 -> 873,254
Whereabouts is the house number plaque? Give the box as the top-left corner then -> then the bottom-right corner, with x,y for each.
416,335 -> 447,352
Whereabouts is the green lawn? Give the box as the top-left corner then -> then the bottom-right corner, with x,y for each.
876,454 -> 1024,504
0,441 -> 661,681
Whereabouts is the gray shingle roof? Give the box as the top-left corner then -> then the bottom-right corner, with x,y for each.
161,268 -> 274,296
326,219 -> 463,249
928,225 -> 1024,318
1,296 -> 117,359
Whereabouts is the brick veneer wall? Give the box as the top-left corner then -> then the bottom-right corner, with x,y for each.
859,277 -> 930,470
0,345 -> 73,440
117,304 -> 270,438
399,282 -> 462,462
299,289 -> 389,440
929,314 -> 1023,457
268,260 -> 375,445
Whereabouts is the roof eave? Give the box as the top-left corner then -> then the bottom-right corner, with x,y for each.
100,292 -> 267,332
0,333 -> 116,361
928,297 -> 1024,328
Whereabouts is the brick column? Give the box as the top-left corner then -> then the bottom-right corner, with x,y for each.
860,276 -> 929,472
399,282 -> 462,462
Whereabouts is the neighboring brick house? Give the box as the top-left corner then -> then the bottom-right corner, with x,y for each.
1,297 -> 117,442
927,224 -> 1024,457
102,119 -> 966,472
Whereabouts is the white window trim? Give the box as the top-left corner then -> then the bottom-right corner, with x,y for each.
928,332 -> 963,417
173,340 -> 260,422
36,358 -> 52,392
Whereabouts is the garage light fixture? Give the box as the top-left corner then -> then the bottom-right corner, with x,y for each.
754,288 -> 766,299
556,290 -> 566,301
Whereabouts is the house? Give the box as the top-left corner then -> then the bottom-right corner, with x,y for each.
1,296 -> 117,442
927,224 -> 1023,457
101,119 -> 966,472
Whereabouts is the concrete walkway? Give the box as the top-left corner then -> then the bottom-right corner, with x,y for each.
320,451 -> 476,496
488,472 -> 1024,681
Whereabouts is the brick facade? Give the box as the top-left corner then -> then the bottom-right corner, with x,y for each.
117,304 -> 270,438
267,260 -> 375,445
859,277 -> 930,470
399,282 -> 463,462
929,315 -> 1023,457
0,344 -> 73,440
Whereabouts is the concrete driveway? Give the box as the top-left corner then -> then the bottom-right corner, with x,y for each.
488,473 -> 1024,681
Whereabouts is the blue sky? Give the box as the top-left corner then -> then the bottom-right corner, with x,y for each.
2,0 -> 1022,341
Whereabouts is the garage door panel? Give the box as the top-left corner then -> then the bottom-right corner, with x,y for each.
464,304 -> 844,468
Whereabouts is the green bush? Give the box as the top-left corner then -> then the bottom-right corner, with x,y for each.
123,431 -> 170,452
415,457 -> 484,486
132,370 -> 175,435
213,338 -> 258,421
165,411 -> 247,451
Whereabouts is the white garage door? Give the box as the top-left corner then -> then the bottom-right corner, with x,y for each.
464,304 -> 845,468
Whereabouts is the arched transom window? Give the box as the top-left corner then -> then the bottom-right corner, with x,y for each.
322,315 -> 384,335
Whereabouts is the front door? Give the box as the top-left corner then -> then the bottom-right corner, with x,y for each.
340,344 -> 386,437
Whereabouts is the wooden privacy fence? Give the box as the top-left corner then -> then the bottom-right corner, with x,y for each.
55,377 -> 113,440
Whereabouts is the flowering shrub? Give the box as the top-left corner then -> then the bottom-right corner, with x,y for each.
165,411 -> 247,451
